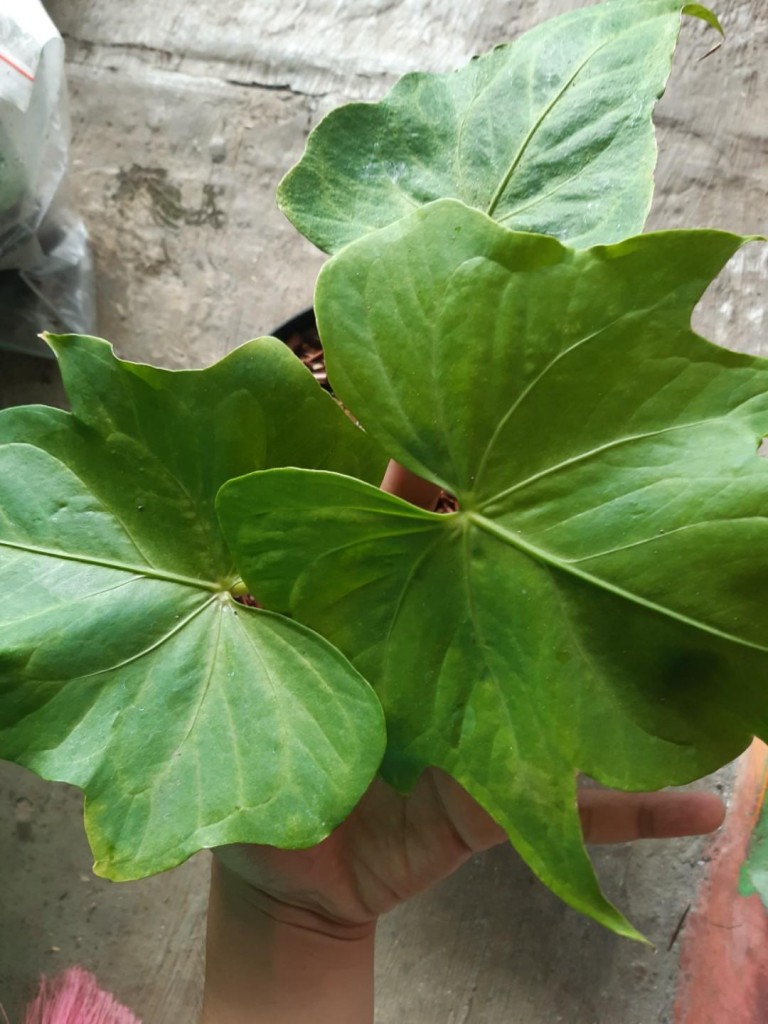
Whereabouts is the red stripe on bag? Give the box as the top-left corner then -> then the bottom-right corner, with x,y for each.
0,50 -> 35,82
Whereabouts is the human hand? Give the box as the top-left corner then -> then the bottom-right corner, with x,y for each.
200,462 -> 725,1024
213,764 -> 724,934
203,764 -> 723,1024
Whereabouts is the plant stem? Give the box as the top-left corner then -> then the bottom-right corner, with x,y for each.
380,460 -> 441,509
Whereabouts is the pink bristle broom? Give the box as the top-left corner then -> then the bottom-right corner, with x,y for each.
18,967 -> 141,1024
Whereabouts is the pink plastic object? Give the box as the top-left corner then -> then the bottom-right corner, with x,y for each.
22,967 -> 141,1024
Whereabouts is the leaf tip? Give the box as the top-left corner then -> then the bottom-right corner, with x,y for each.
39,331 -> 86,360
38,331 -> 60,353
588,895 -> 651,945
682,3 -> 725,39
615,919 -> 654,946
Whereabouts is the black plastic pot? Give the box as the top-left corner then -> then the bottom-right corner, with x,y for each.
272,306 -> 331,393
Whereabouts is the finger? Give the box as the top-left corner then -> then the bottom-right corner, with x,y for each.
424,767 -> 507,853
380,460 -> 441,509
578,789 -> 726,845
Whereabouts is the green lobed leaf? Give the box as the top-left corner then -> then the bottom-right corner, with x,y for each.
0,335 -> 387,879
218,202 -> 768,935
278,0 -> 721,253
740,789 -> 768,904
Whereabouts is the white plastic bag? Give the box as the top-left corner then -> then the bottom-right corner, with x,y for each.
0,0 -> 95,354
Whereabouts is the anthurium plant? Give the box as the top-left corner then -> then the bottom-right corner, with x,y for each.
1,0 -> 763,939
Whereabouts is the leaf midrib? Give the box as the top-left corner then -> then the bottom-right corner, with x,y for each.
467,511 -> 768,656
472,298 -> 674,493
0,538 -> 224,593
485,41 -> 608,217
475,414 -> 737,513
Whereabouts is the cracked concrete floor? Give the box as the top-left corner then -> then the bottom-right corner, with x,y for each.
1,0 -> 767,1020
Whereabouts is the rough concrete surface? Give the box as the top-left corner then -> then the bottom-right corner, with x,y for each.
1,0 -> 766,1021
25,0 -> 768,367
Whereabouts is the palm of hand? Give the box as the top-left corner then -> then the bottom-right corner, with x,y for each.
215,768 -> 505,930
213,768 -> 723,933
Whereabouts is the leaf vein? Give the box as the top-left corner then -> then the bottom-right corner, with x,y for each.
0,539 -> 221,593
468,512 -> 768,656
486,39 -> 611,217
